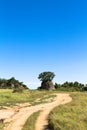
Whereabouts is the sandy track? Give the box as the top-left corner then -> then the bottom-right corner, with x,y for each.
1,93 -> 72,130
35,94 -> 72,130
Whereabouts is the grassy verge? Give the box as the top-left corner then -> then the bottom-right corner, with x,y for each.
22,111 -> 40,130
48,92 -> 87,130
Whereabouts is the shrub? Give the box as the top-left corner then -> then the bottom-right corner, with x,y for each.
12,87 -> 23,93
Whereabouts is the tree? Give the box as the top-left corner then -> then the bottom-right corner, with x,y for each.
0,77 -> 28,91
54,83 -> 61,89
83,84 -> 87,91
0,78 -> 7,88
38,71 -> 55,82
38,71 -> 55,90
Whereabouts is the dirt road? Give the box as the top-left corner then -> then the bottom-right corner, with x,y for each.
35,94 -> 72,130
0,93 -> 72,130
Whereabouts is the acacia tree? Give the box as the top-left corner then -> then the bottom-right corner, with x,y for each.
38,71 -> 55,90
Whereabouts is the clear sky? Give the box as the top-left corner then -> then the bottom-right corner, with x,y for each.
0,0 -> 87,89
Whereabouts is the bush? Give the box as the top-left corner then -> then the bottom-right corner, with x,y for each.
54,82 -> 84,92
12,87 -> 23,93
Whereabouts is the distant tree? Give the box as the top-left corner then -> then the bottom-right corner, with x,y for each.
0,78 -> 7,88
7,77 -> 16,88
0,77 -> 28,91
38,71 -> 55,90
38,71 -> 55,82
62,82 -> 69,88
54,83 -> 61,89
82,84 -> 87,91
54,81 -> 84,91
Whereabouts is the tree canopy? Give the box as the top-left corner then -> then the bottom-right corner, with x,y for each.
38,71 -> 55,90
38,71 -> 55,82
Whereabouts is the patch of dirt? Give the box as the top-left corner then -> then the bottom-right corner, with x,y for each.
34,98 -> 41,102
35,94 -> 72,130
0,103 -> 30,123
0,94 -> 72,130
16,103 -> 31,108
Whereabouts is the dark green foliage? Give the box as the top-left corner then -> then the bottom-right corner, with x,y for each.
0,79 -> 7,89
55,83 -> 61,89
82,84 -> 87,91
38,71 -> 55,90
55,81 -> 85,91
0,77 -> 28,90
38,71 -> 55,82
83,87 -> 87,91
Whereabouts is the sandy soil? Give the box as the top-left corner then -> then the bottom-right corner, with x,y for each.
35,94 -> 72,130
0,93 -> 72,130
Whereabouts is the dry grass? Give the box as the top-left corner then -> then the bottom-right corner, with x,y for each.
0,89 -> 56,107
48,92 -> 87,130
22,111 -> 41,130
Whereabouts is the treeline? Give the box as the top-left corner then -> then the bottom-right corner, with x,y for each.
0,77 -> 28,90
55,81 -> 87,91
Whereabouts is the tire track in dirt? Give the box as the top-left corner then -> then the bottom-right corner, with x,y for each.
3,94 -> 72,130
35,94 -> 72,130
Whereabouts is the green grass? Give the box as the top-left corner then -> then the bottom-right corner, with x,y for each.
0,124 -> 5,130
22,111 -> 40,130
1,89 -> 87,130
0,89 -> 56,107
0,89 -> 56,130
31,94 -> 56,106
48,92 -> 87,130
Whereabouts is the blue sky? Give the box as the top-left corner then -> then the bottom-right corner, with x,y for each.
0,0 -> 87,88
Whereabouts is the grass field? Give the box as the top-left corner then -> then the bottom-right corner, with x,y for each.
48,92 -> 87,130
0,89 -> 56,108
0,89 -> 56,130
0,89 -> 87,130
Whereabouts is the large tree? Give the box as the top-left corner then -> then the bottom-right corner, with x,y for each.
38,71 -> 55,90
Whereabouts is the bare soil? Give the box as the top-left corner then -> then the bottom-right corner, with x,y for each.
0,94 -> 72,130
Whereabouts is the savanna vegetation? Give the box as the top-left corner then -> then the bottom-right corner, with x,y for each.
0,72 -> 87,130
0,77 -> 28,89
38,71 -> 87,92
0,89 -> 56,107
22,111 -> 41,130
48,92 -> 87,130
54,81 -> 87,92
0,72 -> 87,92
0,77 -> 28,93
